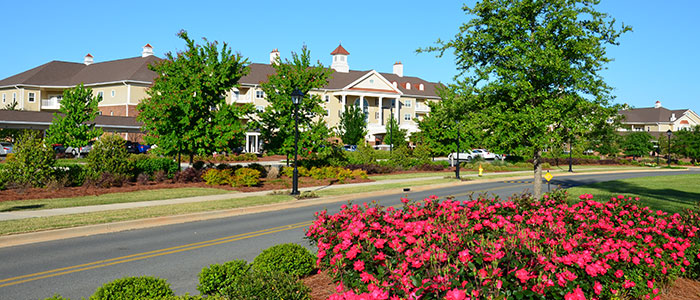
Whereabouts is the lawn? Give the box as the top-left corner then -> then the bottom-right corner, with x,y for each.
566,173 -> 700,214
0,188 -> 233,212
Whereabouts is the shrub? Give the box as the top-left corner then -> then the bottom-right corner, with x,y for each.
266,166 -> 280,179
412,143 -> 432,165
347,144 -> 377,165
389,145 -> 411,168
87,172 -> 129,188
54,164 -> 87,187
197,260 -> 250,296
90,276 -> 173,300
233,168 -> 261,187
88,134 -> 130,177
245,163 -> 267,178
282,166 -> 310,178
252,243 -> 316,277
346,163 -> 395,174
43,294 -> 69,300
221,268 -> 310,300
174,168 -> 202,183
153,170 -> 168,183
129,156 -> 178,179
136,173 -> 149,185
202,169 -> 235,186
4,131 -> 56,188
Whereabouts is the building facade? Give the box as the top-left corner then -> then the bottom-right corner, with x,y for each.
618,101 -> 700,138
0,44 -> 441,152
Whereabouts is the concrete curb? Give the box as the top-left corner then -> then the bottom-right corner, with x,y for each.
0,168 -> 685,248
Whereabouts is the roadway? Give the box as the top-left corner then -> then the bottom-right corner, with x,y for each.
0,170 -> 695,299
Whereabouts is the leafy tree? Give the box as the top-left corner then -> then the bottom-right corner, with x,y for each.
420,0 -> 630,199
337,105 -> 367,145
255,47 -> 332,157
620,132 -> 653,160
674,126 -> 700,163
383,117 -> 407,149
45,84 -> 102,153
5,131 -> 56,187
586,117 -> 622,158
87,134 -> 130,176
417,88 -> 478,156
137,30 -> 251,166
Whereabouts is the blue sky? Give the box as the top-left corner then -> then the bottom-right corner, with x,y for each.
1,1 -> 697,110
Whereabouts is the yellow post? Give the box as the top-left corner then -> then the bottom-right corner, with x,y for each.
478,164 -> 483,177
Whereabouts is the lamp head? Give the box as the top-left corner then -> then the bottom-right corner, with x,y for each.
666,129 -> 672,137
291,89 -> 304,105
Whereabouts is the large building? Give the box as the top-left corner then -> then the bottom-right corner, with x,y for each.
0,44 -> 441,153
618,101 -> 700,137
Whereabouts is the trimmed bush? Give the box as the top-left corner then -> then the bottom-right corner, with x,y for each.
202,169 -> 235,186
54,164 -> 87,187
90,276 -> 173,300
197,260 -> 250,296
174,168 -> 202,183
129,156 -> 178,179
252,243 -> 315,277
4,131 -> 56,188
233,168 -> 261,187
245,163 -> 267,178
221,268 -> 310,300
88,134 -> 130,177
43,294 -> 69,300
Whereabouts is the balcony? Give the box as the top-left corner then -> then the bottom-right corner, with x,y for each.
232,93 -> 252,103
415,103 -> 430,113
41,96 -> 62,110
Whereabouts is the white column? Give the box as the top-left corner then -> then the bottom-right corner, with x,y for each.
379,97 -> 384,125
395,98 -> 400,124
245,134 -> 250,153
342,94 -> 347,112
360,95 -> 365,112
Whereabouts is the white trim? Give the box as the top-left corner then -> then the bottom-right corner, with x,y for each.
340,70 -> 403,94
0,80 -> 153,90
98,103 -> 134,107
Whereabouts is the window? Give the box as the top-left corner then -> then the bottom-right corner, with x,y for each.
256,105 -> 264,112
98,111 -> 102,115
13,92 -> 17,101
406,83 -> 411,90
233,91 -> 240,101
110,111 -> 114,116
2,94 -> 5,103
325,95 -> 330,102
404,100 -> 412,107
369,79 -> 374,84
256,90 -> 265,99
28,92 -> 35,102
97,91 -> 104,99
419,84 -> 424,91
404,113 -> 412,121
375,112 -> 379,119
340,56 -> 345,62
111,90 -> 115,97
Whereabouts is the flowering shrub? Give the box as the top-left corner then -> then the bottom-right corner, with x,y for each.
307,194 -> 699,300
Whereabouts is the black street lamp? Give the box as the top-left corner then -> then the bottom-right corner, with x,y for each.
568,137 -> 573,173
455,120 -> 461,180
666,129 -> 672,168
290,89 -> 303,195
654,143 -> 659,166
389,105 -> 394,154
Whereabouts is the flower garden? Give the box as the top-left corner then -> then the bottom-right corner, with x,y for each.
307,192 -> 700,300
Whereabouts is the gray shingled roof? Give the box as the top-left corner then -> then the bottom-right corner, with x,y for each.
0,56 -> 161,87
619,107 -> 688,123
0,110 -> 142,132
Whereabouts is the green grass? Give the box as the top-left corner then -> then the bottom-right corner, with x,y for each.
0,188 -> 233,212
314,178 -> 456,197
567,174 -> 700,214
369,172 -> 459,180
0,195 -> 292,236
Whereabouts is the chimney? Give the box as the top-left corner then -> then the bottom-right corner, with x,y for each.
654,100 -> 662,108
671,113 -> 677,122
270,48 -> 280,65
142,44 -> 154,57
84,53 -> 94,65
393,61 -> 403,77
330,44 -> 350,73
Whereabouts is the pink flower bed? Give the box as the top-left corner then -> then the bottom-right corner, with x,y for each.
306,193 -> 700,300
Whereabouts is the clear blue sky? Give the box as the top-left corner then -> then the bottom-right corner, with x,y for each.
1,1 -> 697,111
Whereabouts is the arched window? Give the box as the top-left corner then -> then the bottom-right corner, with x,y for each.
419,84 -> 424,91
406,83 -> 411,90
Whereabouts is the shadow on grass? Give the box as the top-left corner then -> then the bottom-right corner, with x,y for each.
572,180 -> 700,208
1,204 -> 46,212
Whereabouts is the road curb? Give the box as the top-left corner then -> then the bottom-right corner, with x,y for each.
0,168 -> 685,248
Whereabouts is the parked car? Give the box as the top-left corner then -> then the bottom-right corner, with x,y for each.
342,145 -> 357,152
447,152 -> 474,166
125,141 -> 140,154
471,149 -> 497,160
0,142 -> 13,156
137,144 -> 151,154
52,144 -> 67,154
65,141 -> 94,157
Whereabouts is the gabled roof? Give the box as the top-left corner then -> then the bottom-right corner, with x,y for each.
0,110 -> 141,132
619,107 -> 689,123
0,56 -> 161,87
330,44 -> 350,55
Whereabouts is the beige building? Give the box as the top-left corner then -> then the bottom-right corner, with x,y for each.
618,101 -> 700,138
0,44 -> 441,153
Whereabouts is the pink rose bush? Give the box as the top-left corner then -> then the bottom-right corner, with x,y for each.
307,193 -> 700,299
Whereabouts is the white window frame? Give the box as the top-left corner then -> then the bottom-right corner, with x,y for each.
256,90 -> 265,99
2,94 -> 5,103
325,95 -> 330,102
404,113 -> 412,121
97,91 -> 104,99
28,92 -> 35,102
13,92 -> 17,101
404,100 -> 412,107
255,105 -> 264,112
375,112 -> 379,119
111,90 -> 116,97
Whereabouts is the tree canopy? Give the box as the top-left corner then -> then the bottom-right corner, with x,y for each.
673,126 -> 700,163
383,117 -> 408,149
137,30 -> 251,164
337,105 -> 367,146
254,47 -> 332,156
420,0 -> 630,199
620,132 -> 653,160
45,83 -> 102,149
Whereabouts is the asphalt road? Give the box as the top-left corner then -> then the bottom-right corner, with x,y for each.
0,170 -> 695,300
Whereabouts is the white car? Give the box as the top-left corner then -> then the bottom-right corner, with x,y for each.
447,152 -> 474,166
472,149 -> 497,160
0,142 -> 12,156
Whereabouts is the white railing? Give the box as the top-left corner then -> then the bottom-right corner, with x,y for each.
41,97 -> 62,109
415,104 -> 430,113
232,94 -> 252,103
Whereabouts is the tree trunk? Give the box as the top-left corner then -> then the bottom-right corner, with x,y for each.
533,149 -> 543,200
189,153 -> 194,166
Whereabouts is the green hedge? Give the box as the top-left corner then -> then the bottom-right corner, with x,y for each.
198,260 -> 250,296
221,268 -> 310,300
90,276 -> 173,300
252,243 -> 316,277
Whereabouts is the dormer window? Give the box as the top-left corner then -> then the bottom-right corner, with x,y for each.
419,84 -> 424,91
406,83 -> 411,90
393,82 -> 397,88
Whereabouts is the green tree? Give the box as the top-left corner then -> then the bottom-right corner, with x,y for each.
45,84 -> 102,154
255,47 -> 333,157
674,126 -> 700,163
420,0 -> 630,199
337,105 -> 367,145
5,131 -> 56,187
137,30 -> 251,166
0,100 -> 23,142
87,134 -> 130,176
383,117 -> 407,149
620,132 -> 653,160
417,88 -> 478,156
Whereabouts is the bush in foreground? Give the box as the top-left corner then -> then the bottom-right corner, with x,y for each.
221,268 -> 310,300
197,260 -> 250,296
90,276 -> 173,300
252,243 -> 316,277
307,194 -> 699,299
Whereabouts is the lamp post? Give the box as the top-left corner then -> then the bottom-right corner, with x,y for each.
654,144 -> 659,166
568,136 -> 573,172
455,120 -> 461,180
389,105 -> 394,154
666,129 -> 672,168
290,89 -> 303,195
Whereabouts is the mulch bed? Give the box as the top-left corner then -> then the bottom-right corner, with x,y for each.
302,270 -> 337,300
0,176 -> 373,202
